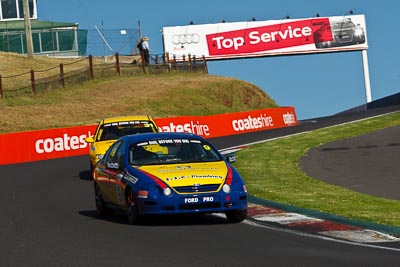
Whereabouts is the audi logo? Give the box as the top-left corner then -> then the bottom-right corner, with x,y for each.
171,33 -> 200,45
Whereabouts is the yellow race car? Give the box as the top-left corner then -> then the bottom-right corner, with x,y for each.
85,115 -> 159,174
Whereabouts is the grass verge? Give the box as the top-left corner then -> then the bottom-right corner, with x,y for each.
235,112 -> 400,227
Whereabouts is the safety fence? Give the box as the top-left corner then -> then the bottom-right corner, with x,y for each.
0,52 -> 208,98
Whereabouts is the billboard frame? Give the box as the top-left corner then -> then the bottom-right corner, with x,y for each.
162,14 -> 372,103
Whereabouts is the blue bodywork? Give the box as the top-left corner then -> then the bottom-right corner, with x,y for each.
94,132 -> 247,222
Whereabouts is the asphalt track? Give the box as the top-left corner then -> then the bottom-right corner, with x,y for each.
301,124 -> 400,201
1,106 -> 399,266
212,105 -> 400,202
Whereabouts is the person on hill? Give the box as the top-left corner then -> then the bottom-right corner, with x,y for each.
136,38 -> 144,53
141,36 -> 150,64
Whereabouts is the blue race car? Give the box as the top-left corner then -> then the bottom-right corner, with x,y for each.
93,132 -> 248,224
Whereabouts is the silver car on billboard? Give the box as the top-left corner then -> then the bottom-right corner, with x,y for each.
314,18 -> 365,49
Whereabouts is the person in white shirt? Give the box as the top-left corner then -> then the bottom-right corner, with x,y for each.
142,36 -> 150,64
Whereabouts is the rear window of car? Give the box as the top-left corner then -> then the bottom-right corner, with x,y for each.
98,121 -> 157,141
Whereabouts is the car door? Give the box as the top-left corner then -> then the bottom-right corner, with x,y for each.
97,141 -> 123,204
102,140 -> 127,206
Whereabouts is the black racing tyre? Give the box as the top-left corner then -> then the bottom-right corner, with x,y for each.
225,208 -> 247,223
126,188 -> 141,224
94,183 -> 110,216
89,161 -> 94,179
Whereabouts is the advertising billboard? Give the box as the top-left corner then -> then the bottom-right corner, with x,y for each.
163,14 -> 368,61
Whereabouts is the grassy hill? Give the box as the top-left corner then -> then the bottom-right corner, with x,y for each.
0,52 -> 277,133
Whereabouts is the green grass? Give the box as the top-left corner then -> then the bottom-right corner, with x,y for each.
235,112 -> 400,227
0,73 -> 277,133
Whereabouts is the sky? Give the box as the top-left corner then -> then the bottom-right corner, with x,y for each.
36,0 -> 400,120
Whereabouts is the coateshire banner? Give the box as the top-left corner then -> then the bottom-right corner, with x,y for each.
0,107 -> 297,165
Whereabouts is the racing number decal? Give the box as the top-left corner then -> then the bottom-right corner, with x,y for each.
203,145 -> 211,150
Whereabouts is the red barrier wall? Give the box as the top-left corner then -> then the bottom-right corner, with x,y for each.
0,125 -> 96,165
156,107 -> 297,137
0,107 -> 297,165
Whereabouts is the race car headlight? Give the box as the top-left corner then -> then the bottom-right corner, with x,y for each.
222,184 -> 231,193
163,188 -> 172,196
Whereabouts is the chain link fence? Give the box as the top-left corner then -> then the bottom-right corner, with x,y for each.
86,28 -> 141,57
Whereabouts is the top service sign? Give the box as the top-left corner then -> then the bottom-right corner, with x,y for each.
163,14 -> 368,61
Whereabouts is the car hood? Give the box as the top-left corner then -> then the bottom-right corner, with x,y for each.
138,161 -> 227,187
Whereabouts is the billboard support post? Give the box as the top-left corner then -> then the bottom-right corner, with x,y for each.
362,49 -> 372,103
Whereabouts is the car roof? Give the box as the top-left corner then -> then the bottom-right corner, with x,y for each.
121,132 -> 202,143
101,115 -> 154,124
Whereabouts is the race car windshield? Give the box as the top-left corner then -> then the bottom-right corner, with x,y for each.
129,138 -> 222,165
99,121 -> 157,141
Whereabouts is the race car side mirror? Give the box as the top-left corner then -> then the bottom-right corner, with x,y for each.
226,154 -> 237,164
85,137 -> 94,143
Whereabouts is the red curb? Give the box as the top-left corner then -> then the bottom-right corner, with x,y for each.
286,220 -> 362,233
247,205 -> 282,216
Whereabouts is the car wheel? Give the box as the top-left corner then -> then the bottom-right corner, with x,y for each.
89,162 -> 94,179
225,208 -> 247,223
126,188 -> 141,224
94,183 -> 109,216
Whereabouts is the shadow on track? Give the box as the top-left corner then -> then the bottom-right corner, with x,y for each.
78,210 -> 230,226
79,169 -> 93,181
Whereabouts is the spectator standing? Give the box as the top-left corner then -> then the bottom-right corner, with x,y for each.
142,36 -> 150,64
135,38 -> 144,64
136,38 -> 144,53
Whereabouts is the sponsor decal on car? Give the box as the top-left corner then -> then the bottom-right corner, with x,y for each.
140,162 -> 227,186
182,196 -> 218,204
123,172 -> 139,184
165,174 -> 224,181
